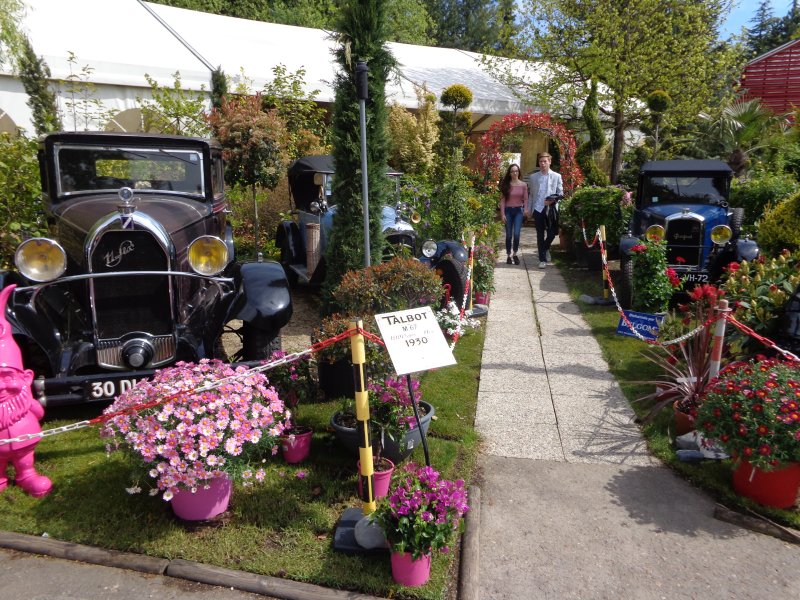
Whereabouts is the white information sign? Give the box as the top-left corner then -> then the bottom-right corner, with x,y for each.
375,307 -> 456,375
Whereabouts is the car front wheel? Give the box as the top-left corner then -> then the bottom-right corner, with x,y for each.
242,323 -> 281,361
618,254 -> 634,310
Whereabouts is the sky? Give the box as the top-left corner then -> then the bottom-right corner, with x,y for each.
720,0 -> 795,38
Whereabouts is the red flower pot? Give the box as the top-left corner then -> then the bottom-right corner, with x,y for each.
732,460 -> 800,509
390,551 -> 431,587
473,291 -> 490,305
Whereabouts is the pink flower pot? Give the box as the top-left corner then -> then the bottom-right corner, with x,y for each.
473,291 -> 490,305
170,477 -> 232,521
281,426 -> 312,463
390,551 -> 431,587
357,457 -> 394,500
732,460 -> 800,509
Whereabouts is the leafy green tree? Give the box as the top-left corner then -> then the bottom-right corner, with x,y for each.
210,66 -> 227,109
207,94 -> 288,255
434,83 -> 473,173
150,0 -> 434,45
387,84 -> 439,174
423,0 -> 506,51
138,72 -> 210,136
747,0 -> 782,56
497,0 -> 742,183
323,0 -> 396,305
18,36 -> 61,135
0,0 -> 25,70
574,78 -> 609,185
261,64 -> 329,159
0,133 -> 45,269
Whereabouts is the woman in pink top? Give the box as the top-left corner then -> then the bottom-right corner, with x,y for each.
499,163 -> 528,265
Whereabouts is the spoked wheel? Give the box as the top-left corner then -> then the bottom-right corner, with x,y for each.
436,256 -> 469,309
730,207 -> 744,238
618,254 -> 634,310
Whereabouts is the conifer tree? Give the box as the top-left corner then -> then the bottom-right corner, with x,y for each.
322,0 -> 396,306
18,36 -> 61,135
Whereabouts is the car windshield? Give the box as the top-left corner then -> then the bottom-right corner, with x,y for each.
641,175 -> 728,205
55,145 -> 205,198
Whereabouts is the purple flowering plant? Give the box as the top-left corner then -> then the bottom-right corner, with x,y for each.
265,350 -> 315,428
371,463 -> 469,559
368,376 -> 424,456
100,359 -> 289,501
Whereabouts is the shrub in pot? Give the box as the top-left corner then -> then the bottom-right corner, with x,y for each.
559,185 -> 633,248
721,249 -> 800,358
629,239 -> 683,313
472,243 -> 497,297
266,350 -> 316,463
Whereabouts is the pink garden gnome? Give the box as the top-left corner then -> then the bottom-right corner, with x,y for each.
0,284 -> 52,497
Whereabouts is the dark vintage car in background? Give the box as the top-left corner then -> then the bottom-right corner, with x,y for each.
617,159 -> 759,309
275,154 -> 470,307
0,132 -> 292,406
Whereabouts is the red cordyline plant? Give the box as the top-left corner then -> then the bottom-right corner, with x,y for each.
371,463 -> 469,559
100,359 -> 288,500
638,284 -> 725,422
695,358 -> 800,471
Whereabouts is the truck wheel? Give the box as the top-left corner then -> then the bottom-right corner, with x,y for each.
618,255 -> 634,310
436,256 -> 468,309
730,207 -> 744,238
242,323 -> 281,361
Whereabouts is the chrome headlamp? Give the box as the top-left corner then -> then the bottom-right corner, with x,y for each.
645,225 -> 665,242
15,238 -> 67,282
710,225 -> 732,245
421,239 -> 438,258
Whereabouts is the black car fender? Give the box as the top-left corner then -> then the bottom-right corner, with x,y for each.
434,240 -> 468,264
618,234 -> 640,258
229,261 -> 293,332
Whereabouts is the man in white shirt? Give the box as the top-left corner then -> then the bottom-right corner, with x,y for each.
526,153 -> 563,268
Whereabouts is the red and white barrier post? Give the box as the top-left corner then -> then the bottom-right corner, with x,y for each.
709,299 -> 730,380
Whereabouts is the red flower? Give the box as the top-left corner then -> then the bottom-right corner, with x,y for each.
675,256 -> 686,264
631,244 -> 647,253
758,444 -> 772,456
743,446 -> 754,456
756,425 -> 769,436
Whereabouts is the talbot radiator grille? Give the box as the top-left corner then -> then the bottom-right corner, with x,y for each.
666,219 -> 703,267
90,231 -> 172,339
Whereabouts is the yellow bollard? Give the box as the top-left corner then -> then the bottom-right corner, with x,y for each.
350,319 -> 375,515
600,225 -> 609,300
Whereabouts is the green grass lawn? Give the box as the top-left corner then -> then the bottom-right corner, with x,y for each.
0,327 -> 485,600
553,247 -> 800,530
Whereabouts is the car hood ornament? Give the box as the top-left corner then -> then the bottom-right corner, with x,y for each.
117,187 -> 137,229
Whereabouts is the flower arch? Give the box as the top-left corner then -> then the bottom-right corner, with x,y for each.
478,112 -> 583,195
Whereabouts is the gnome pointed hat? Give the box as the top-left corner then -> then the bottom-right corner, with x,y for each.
0,284 -> 24,370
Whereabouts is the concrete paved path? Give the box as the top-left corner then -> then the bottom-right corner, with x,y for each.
472,228 -> 800,599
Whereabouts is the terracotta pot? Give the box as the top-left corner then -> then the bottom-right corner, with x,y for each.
672,400 -> 696,436
171,477 -> 232,521
732,460 -> 800,509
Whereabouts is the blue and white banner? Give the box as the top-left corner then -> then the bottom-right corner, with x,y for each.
616,310 -> 665,341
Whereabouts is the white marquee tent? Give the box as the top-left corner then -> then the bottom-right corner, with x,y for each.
0,0 -> 541,135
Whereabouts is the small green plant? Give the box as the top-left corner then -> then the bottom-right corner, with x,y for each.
472,243 -> 497,293
720,250 -> 800,358
757,190 -> 800,255
730,170 -> 798,238
630,239 -> 682,313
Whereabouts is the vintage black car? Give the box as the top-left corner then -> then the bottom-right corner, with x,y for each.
617,159 -> 759,309
0,132 -> 292,406
275,155 -> 469,307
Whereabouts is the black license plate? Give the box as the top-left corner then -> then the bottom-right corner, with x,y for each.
681,271 -> 709,285
85,377 -> 144,401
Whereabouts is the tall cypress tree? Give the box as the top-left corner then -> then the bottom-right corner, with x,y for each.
322,0 -> 396,306
18,36 -> 61,135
